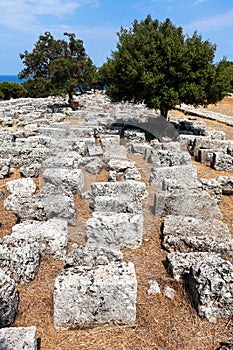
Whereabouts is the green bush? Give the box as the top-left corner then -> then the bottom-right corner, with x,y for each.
0,82 -> 27,100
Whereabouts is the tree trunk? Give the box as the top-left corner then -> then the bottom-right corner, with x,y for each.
160,108 -> 169,120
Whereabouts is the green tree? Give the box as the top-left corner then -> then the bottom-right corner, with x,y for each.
0,82 -> 27,100
101,16 -> 227,118
19,32 -> 96,108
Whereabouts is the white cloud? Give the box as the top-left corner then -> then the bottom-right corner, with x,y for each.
184,8 -> 233,32
0,0 -> 100,31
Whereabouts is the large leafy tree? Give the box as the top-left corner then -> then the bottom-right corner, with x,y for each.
100,16 -> 228,118
19,32 -> 96,108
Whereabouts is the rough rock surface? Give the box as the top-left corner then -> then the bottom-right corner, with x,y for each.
43,168 -> 84,194
211,152 -> 233,171
86,212 -> 144,249
0,236 -> 40,284
149,165 -> 198,187
162,215 -> 233,256
154,191 -> 222,219
166,252 -> 221,281
0,268 -> 18,327
54,262 -> 137,329
0,326 -> 37,350
11,219 -> 68,259
188,257 -> 233,323
64,245 -> 123,269
6,177 -> 37,196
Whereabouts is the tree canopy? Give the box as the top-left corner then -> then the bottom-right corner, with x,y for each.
19,32 -> 96,107
100,16 -> 229,118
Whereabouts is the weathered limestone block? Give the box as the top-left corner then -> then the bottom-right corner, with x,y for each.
43,156 -> 74,169
198,148 -> 215,164
211,152 -> 233,171
177,134 -> 196,151
91,180 -> 147,200
38,184 -> 77,226
100,135 -> 120,149
0,158 -> 10,179
150,165 -> 198,187
0,268 -> 18,327
198,178 -> 222,203
108,159 -> 136,172
93,195 -> 143,214
0,236 -> 40,284
206,129 -> 226,140
88,145 -> 103,157
216,176 -> 233,194
192,137 -> 229,160
12,219 -> 68,259
124,167 -> 141,181
43,168 -> 84,194
4,194 -> 47,222
38,126 -> 67,139
85,158 -> 103,174
64,245 -> 123,269
103,145 -> 127,162
128,142 -> 151,155
54,262 -> 137,329
162,215 -> 232,256
154,191 -> 222,220
86,212 -> 143,249
6,178 -> 36,196
188,257 -> 233,322
20,163 -> 42,178
161,141 -> 181,151
166,252 -> 220,281
152,150 -> 191,167
0,326 -> 37,350
69,125 -> 94,138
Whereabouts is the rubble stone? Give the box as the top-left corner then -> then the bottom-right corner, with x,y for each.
0,268 -> 18,327
11,219 -> 68,259
211,152 -> 233,171
0,326 -> 37,350
6,177 -> 37,196
86,212 -> 144,249
54,262 -> 137,329
162,215 -> 232,256
0,236 -> 40,284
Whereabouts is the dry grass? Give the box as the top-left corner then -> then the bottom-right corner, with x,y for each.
0,98 -> 233,349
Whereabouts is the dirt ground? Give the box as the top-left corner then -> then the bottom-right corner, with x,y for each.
0,98 -> 233,349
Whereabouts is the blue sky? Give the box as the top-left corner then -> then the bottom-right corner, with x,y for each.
0,0 -> 233,74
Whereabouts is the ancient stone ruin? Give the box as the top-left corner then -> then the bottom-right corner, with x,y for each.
0,92 -> 232,348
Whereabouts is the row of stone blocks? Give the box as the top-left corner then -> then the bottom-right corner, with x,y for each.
143,139 -> 233,323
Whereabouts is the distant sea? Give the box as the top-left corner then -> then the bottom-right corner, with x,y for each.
0,75 -> 25,83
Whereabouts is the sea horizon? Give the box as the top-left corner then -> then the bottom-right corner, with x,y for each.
0,75 -> 25,83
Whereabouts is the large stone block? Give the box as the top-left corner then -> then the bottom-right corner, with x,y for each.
216,176 -> 233,194
64,245 -> 123,269
54,262 -> 137,329
91,180 -> 147,200
149,165 -> 198,187
6,178 -> 37,196
192,137 -> 228,160
103,145 -> 127,162
0,236 -> 40,284
43,168 -> 84,194
152,150 -> 191,168
0,326 -> 37,350
11,219 -> 68,259
162,215 -> 232,256
187,257 -> 233,322
154,191 -> 222,220
211,152 -> 233,171
166,252 -> 220,281
0,269 -> 18,327
86,212 -> 143,249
